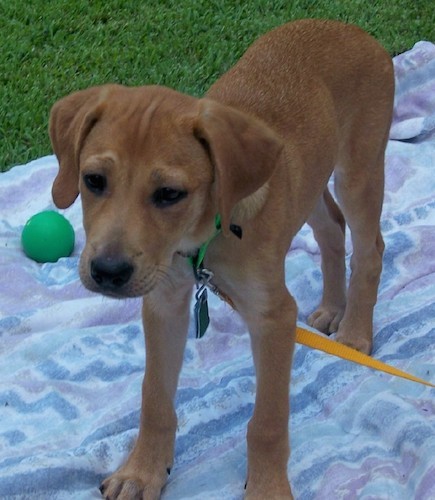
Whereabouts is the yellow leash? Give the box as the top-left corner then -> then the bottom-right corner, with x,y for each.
296,326 -> 435,388
205,285 -> 435,388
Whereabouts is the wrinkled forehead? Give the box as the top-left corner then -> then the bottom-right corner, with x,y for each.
80,87 -> 200,158
79,87 -> 209,187
84,87 -> 197,154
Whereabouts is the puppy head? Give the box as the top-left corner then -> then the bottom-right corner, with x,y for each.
49,85 -> 282,297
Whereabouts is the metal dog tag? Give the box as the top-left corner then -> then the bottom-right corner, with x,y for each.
194,287 -> 210,339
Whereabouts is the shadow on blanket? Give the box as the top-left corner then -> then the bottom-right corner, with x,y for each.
0,42 -> 434,500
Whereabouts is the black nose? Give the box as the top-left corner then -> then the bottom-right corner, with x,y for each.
90,257 -> 134,290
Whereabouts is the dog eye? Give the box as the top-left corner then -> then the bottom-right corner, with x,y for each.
152,188 -> 187,207
83,174 -> 107,194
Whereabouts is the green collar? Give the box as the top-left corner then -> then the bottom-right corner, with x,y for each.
188,215 -> 242,278
189,214 -> 222,271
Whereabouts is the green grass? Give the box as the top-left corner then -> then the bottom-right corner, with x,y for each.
1,0 -> 433,171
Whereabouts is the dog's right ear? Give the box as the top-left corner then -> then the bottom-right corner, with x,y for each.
49,86 -> 111,208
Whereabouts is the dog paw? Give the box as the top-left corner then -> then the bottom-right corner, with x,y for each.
244,475 -> 294,500
335,333 -> 372,355
308,305 -> 344,334
99,467 -> 169,500
245,485 -> 294,500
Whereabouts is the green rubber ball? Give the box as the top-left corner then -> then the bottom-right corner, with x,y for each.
21,210 -> 75,263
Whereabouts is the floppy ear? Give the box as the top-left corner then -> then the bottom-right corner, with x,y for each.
194,99 -> 283,235
49,86 -> 111,208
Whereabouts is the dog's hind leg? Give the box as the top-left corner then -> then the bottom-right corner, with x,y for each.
307,188 -> 347,334
333,117 -> 389,355
325,48 -> 393,355
333,155 -> 386,355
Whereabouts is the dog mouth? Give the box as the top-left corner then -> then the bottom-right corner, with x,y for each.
79,255 -> 162,298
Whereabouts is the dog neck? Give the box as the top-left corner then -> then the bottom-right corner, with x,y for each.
176,182 -> 268,263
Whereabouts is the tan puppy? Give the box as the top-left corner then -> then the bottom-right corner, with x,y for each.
49,19 -> 394,499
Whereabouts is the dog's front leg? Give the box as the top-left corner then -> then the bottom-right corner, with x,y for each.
243,292 -> 297,500
100,283 -> 192,500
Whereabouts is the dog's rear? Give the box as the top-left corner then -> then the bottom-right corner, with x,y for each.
49,20 -> 394,499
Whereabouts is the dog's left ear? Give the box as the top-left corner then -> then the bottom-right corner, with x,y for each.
194,99 -> 283,236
